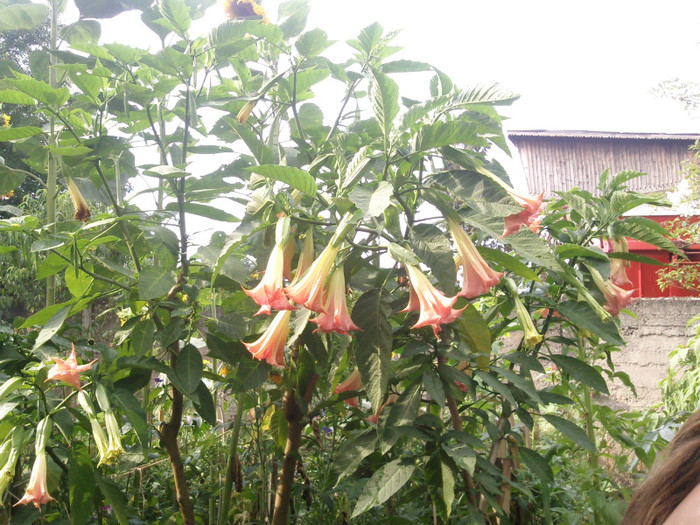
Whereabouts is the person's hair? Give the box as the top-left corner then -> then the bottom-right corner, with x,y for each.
621,410 -> 700,525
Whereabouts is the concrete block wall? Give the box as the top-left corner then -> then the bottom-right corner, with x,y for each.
607,298 -> 700,410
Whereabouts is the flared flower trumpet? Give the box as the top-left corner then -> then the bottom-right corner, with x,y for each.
402,264 -> 464,337
223,0 -> 269,23
310,267 -> 360,334
448,218 -> 503,298
66,178 -> 90,222
77,391 -> 118,466
286,243 -> 339,312
244,217 -> 296,315
103,411 -> 124,463
502,190 -> 543,237
46,344 -> 97,390
590,267 -> 636,316
15,451 -> 53,508
610,258 -> 633,287
243,310 -> 291,367
334,368 -> 362,407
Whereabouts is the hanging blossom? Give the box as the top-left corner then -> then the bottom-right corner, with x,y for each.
402,264 -> 464,337
243,217 -> 296,315
334,369 -> 362,407
15,419 -> 53,509
286,243 -> 339,312
222,0 -> 269,23
288,229 -> 314,288
366,394 -> 398,425
448,217 -> 503,298
310,266 -> 360,334
66,178 -> 90,222
46,343 -> 97,390
502,190 -> 544,237
243,310 -> 292,367
610,238 -> 633,287
77,391 -> 121,466
590,267 -> 636,316
512,295 -> 543,348
0,429 -> 24,501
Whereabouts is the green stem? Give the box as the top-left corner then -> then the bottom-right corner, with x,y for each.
217,393 -> 245,525
45,0 -> 59,308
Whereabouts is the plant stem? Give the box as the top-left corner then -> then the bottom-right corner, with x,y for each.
45,0 -> 58,308
218,393 -> 245,525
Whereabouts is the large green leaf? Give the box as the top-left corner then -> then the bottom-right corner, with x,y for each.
543,414 -> 596,452
409,223 -> 457,293
165,202 -> 239,222
112,388 -> 149,452
549,354 -> 609,395
159,0 -> 190,37
69,443 -> 95,525
369,67 -> 399,139
385,383 -> 421,431
247,165 -> 316,196
59,20 -> 101,46
423,368 -> 446,408
415,120 -> 476,153
193,381 -> 216,425
351,459 -> 415,518
349,180 -> 393,218
441,442 -> 476,475
0,3 -> 49,31
426,449 -> 456,518
613,217 -> 682,255
295,28 -> 332,58
33,305 -> 71,350
519,447 -> 554,484
95,474 -> 128,525
137,267 -> 176,300
0,126 -> 44,141
0,165 -> 27,193
0,89 -> 36,105
8,78 -> 70,106
453,304 -> 492,357
352,290 -> 392,412
555,301 -> 623,345
176,344 -> 203,394
334,430 -> 378,482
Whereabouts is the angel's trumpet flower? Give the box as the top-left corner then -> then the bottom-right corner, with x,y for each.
310,267 -> 360,334
402,265 -> 464,337
334,369 -> 362,407
243,310 -> 292,367
448,218 -> 503,298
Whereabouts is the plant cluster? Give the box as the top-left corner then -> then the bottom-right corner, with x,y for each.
0,0 -> 682,523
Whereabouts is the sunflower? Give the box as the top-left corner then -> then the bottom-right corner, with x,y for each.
222,0 -> 269,24
1,114 -> 10,127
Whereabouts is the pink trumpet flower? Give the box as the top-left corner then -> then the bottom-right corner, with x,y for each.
334,369 -> 362,407
601,280 -> 637,316
14,451 -> 53,508
502,191 -> 544,237
402,265 -> 464,337
288,230 -> 314,287
310,267 -> 360,334
46,344 -> 97,390
610,258 -> 633,287
285,243 -> 339,312
243,310 -> 292,367
243,242 -> 296,315
448,218 -> 503,298
366,394 -> 398,425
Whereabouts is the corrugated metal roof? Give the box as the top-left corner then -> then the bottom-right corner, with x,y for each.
508,130 -> 700,141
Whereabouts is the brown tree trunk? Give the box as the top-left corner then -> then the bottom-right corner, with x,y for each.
160,353 -> 195,524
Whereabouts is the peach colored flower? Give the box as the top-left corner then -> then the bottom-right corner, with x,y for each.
402,265 -> 464,337
448,218 -> 503,298
46,344 -> 97,390
243,310 -> 291,367
610,258 -> 633,287
14,452 -> 53,508
310,267 -> 360,334
334,368 -> 362,407
366,394 -> 398,425
243,243 -> 296,315
502,191 -> 544,237
289,229 -> 314,287
286,243 -> 339,312
590,266 -> 636,316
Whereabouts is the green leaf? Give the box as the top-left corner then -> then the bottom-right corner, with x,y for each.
426,449 -> 455,518
613,217 -> 682,255
247,165 -> 316,196
0,165 -> 27,193
381,60 -> 432,74
137,267 -> 176,300
409,223 -> 456,293
388,243 -> 421,266
352,290 -> 392,412
340,146 -> 373,190
555,243 -> 608,261
453,304 -> 492,356
69,443 -> 95,525
0,126 -> 44,141
415,121 -> 476,153
423,369 -> 446,408
369,67 -> 399,138
519,447 -> 553,484
0,89 -> 36,105
193,380 -> 216,425
385,383 -> 421,429
112,388 -> 149,452
351,459 -> 415,518
159,0 -> 190,37
549,354 -> 609,395
165,201 -> 239,222
555,301 -> 623,345
0,3 -> 49,31
60,20 -> 101,46
474,370 -> 516,406
478,246 -> 541,281
95,474 -> 128,525
543,414 -> 596,452
8,78 -> 70,106
334,430 -> 378,481
34,305 -> 71,350
609,251 -> 666,266
295,28 -> 331,58
176,344 -> 203,394
130,318 -> 156,358
348,180 -> 393,218
441,442 -> 476,475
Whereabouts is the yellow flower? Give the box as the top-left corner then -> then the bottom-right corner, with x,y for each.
223,0 -> 269,24
236,100 -> 258,124
66,178 -> 90,222
1,114 -> 10,127
1,190 -> 14,200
